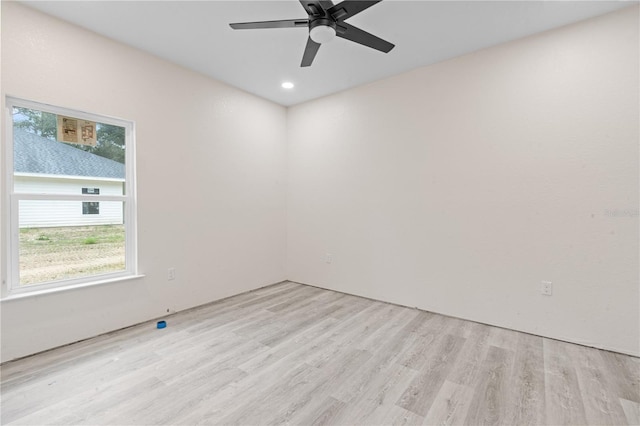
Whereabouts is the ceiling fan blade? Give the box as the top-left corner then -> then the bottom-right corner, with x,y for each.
301,36 -> 321,67
229,19 -> 308,30
336,22 -> 394,53
328,1 -> 381,21
299,0 -> 325,17
318,1 -> 334,11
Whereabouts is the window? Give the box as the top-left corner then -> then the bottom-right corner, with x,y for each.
81,188 -> 100,215
82,202 -> 100,215
5,97 -> 137,294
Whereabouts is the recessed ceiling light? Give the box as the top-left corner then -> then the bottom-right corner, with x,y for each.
281,81 -> 294,89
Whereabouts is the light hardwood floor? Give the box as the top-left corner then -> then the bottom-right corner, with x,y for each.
1,281 -> 638,425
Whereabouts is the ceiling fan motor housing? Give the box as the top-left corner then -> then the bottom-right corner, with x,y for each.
309,18 -> 337,44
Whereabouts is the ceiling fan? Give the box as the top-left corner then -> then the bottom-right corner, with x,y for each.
229,0 -> 394,67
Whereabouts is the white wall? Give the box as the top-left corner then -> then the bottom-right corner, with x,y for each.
287,7 -> 639,356
16,176 -> 124,227
1,3 -> 287,362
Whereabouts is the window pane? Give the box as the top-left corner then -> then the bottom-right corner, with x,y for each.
18,200 -> 126,286
9,99 -> 135,293
82,202 -> 100,215
13,107 -> 125,195
19,199 -> 123,228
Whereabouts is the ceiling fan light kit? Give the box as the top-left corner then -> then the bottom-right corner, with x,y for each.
229,0 -> 394,67
309,19 -> 337,44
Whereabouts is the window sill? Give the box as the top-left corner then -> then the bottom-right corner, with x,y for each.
1,274 -> 145,302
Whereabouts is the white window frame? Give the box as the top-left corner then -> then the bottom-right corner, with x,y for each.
5,97 -> 138,295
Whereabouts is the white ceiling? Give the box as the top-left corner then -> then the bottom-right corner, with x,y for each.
21,0 -> 635,106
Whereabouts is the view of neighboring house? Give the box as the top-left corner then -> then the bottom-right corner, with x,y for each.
13,128 -> 125,228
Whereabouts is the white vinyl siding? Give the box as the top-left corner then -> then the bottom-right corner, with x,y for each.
16,175 -> 123,227
15,175 -> 124,227
14,175 -> 124,196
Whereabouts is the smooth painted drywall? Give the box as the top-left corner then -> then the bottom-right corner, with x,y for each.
1,3 -> 287,362
287,7 -> 639,356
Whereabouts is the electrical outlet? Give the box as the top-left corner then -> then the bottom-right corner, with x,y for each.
325,253 -> 333,264
541,281 -> 552,296
168,267 -> 176,281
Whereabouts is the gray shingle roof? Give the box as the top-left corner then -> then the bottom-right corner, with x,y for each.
13,128 -> 125,179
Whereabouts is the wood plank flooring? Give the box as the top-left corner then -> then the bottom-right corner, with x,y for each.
1,281 -> 638,425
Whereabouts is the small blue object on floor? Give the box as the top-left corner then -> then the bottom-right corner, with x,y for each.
157,320 -> 167,329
